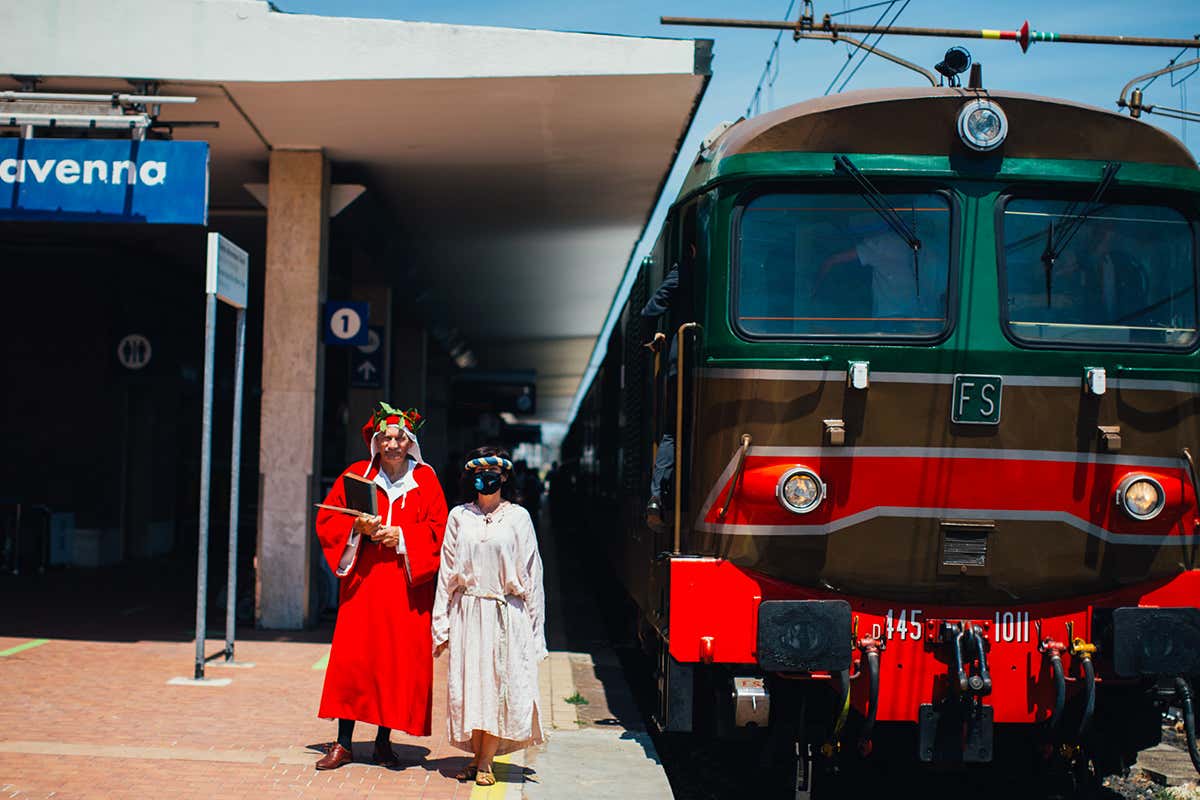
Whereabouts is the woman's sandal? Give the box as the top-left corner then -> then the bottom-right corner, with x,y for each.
475,767 -> 497,787
454,764 -> 478,782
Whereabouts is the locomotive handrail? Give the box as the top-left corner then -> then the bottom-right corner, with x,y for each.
717,434 -> 753,522
674,322 -> 703,555
1182,450 -> 1200,532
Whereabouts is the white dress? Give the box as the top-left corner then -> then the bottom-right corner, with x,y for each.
432,501 -> 547,754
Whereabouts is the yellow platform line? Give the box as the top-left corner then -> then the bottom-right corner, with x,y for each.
469,752 -> 519,800
311,651 -> 329,671
0,639 -> 49,657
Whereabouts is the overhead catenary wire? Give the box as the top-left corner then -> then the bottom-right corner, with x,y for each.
1182,80 -> 1190,146
837,0 -> 911,93
1126,41 -> 1199,140
826,0 -> 910,95
828,0 -> 899,17
1139,43 -> 1199,94
746,1 -> 798,117
822,0 -> 897,94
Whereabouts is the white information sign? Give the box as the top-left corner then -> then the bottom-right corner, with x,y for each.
205,233 -> 249,309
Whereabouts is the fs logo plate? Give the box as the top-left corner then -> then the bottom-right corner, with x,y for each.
952,375 -> 1002,425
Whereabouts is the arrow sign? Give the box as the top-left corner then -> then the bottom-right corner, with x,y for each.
350,326 -> 386,389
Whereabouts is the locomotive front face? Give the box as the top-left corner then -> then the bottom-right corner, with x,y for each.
688,176 -> 1200,607
666,132 -> 1200,746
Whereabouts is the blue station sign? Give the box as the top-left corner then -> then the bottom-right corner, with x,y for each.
0,138 -> 209,224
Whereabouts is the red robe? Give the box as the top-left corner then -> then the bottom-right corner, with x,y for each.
316,459 -> 448,735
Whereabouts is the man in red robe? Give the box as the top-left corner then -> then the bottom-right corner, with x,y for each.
314,403 -> 448,770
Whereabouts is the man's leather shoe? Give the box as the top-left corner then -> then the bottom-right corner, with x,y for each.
372,739 -> 400,768
315,743 -> 353,770
645,496 -> 665,533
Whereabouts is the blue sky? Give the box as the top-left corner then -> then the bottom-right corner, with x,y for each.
276,1 -> 1198,421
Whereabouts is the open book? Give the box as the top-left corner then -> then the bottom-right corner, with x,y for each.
345,473 -> 410,580
314,473 -> 413,583
314,472 -> 377,517
342,473 -> 378,516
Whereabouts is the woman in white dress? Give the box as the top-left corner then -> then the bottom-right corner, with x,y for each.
432,446 -> 546,787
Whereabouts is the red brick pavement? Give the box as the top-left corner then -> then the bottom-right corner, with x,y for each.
0,636 -> 503,799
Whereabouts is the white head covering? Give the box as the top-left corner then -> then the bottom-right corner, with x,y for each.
365,424 -> 425,476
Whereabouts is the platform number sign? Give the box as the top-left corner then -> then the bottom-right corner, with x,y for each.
952,374 -> 1003,425
324,301 -> 369,346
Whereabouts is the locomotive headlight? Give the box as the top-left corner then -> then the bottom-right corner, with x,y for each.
1116,474 -> 1165,521
957,99 -> 1008,152
777,467 -> 826,515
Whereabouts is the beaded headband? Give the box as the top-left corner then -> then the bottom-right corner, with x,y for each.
465,456 -> 513,471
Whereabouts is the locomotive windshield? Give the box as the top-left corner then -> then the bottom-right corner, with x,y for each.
1001,199 -> 1198,350
734,192 -> 952,338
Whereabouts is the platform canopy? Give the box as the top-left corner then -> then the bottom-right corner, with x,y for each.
1,0 -> 711,423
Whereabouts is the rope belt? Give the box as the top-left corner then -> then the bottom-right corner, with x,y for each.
462,588 -> 518,721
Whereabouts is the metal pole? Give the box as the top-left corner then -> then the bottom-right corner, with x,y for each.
224,308 -> 246,662
1,113 -> 152,130
0,90 -> 197,104
119,384 -> 130,566
194,292 -> 217,680
659,17 -> 1200,50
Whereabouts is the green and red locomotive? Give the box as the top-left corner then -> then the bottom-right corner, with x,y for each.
563,83 -> 1200,793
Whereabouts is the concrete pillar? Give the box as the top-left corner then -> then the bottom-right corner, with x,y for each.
255,149 -> 329,630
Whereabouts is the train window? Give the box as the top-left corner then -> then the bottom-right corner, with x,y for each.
734,192 -> 952,339
1000,199 -> 1198,350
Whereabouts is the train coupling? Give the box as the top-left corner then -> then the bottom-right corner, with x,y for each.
931,620 -> 993,697
918,621 -> 994,763
732,677 -> 770,728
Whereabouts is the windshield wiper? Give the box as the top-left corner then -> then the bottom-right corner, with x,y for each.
1040,161 -> 1122,305
834,155 -> 922,252
834,154 -> 922,291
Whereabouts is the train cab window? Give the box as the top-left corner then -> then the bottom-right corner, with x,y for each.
734,192 -> 953,339
1000,199 -> 1198,350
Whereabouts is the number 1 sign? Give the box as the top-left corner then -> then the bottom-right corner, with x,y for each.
324,301 -> 369,346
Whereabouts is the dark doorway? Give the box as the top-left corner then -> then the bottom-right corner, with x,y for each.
0,220 -> 264,641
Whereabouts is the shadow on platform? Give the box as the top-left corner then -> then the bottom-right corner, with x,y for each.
0,553 -> 331,644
